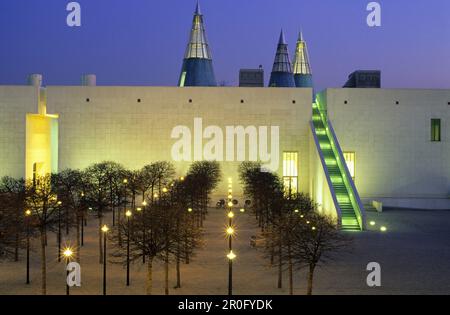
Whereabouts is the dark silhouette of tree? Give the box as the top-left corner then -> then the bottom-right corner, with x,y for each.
52,169 -> 85,261
289,212 -> 353,295
25,174 -> 60,295
84,162 -> 121,263
0,176 -> 26,261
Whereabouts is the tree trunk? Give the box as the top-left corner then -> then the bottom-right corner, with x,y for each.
307,265 -> 315,295
164,249 -> 169,295
14,232 -> 19,262
176,252 -> 181,288
288,245 -> 293,295
40,229 -> 47,295
277,245 -> 282,289
98,216 -> 103,264
146,257 -> 153,295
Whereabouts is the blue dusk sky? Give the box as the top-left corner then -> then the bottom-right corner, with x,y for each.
0,0 -> 449,91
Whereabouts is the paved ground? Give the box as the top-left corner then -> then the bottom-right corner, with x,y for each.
1,206 -> 450,295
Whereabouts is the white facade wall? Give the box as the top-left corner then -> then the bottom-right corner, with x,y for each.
0,86 -> 38,178
326,88 -> 450,208
45,87 -> 312,196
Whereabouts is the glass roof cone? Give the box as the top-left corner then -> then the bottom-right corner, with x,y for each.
268,30 -> 295,88
178,1 -> 217,87
293,31 -> 313,88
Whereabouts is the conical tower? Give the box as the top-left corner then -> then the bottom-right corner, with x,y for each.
268,30 -> 295,88
293,31 -> 313,88
178,1 -> 217,87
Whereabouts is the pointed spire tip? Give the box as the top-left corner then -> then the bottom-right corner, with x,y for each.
278,29 -> 286,45
195,0 -> 201,15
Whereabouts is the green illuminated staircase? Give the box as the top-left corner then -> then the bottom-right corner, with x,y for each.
311,103 -> 365,231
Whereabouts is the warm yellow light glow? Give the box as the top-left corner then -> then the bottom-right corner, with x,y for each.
228,184 -> 232,189
25,209 -> 32,216
188,208 -> 193,212
294,209 -> 299,213
312,226 -> 316,231
306,221 -> 310,224
180,176 -> 185,181
240,208 -> 245,213
63,247 -> 73,258
380,226 -> 387,232
154,193 -> 158,198
136,207 -> 142,212
369,221 -> 376,226
228,189 -> 232,193
162,187 -> 168,193
101,225 -> 109,233
227,211 -> 234,219
125,210 -> 132,217
142,200 -> 147,206
57,201 -> 62,205
226,227 -> 234,235
227,251 -> 236,260
123,179 -> 128,184
300,214 -> 304,218
81,192 -> 85,197
25,114 -> 58,180
228,195 -> 233,200
227,201 -> 233,207
228,178 -> 232,184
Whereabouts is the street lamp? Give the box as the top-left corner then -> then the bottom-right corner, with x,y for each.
162,187 -> 168,193
101,224 -> 109,295
188,207 -> 193,213
25,209 -> 31,284
63,247 -> 74,295
141,201 -> 147,264
125,210 -> 132,286
227,250 -> 236,295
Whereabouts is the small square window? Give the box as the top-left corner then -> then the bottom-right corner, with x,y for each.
292,100 -> 296,104
344,100 -> 348,104
137,99 -> 141,103
240,99 -> 244,104
188,99 -> 192,103
431,119 -> 441,142
395,101 -> 399,105
86,98 -> 90,102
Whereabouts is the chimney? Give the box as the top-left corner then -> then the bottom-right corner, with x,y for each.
81,74 -> 97,86
27,74 -> 43,87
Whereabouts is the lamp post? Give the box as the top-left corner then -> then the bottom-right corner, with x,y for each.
227,250 -> 236,295
63,247 -> 74,295
25,209 -> 31,284
57,201 -> 62,262
141,200 -> 147,263
101,224 -> 109,295
125,210 -> 132,286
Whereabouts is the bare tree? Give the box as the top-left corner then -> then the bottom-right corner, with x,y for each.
290,212 -> 353,295
84,162 -> 118,263
0,176 -> 26,261
25,174 -> 60,295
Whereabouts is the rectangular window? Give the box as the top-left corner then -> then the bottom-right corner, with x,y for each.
431,119 -> 441,142
343,152 -> 355,180
283,152 -> 298,195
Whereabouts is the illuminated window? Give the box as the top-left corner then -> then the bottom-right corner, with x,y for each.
431,119 -> 441,142
343,152 -> 355,180
283,152 -> 298,195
